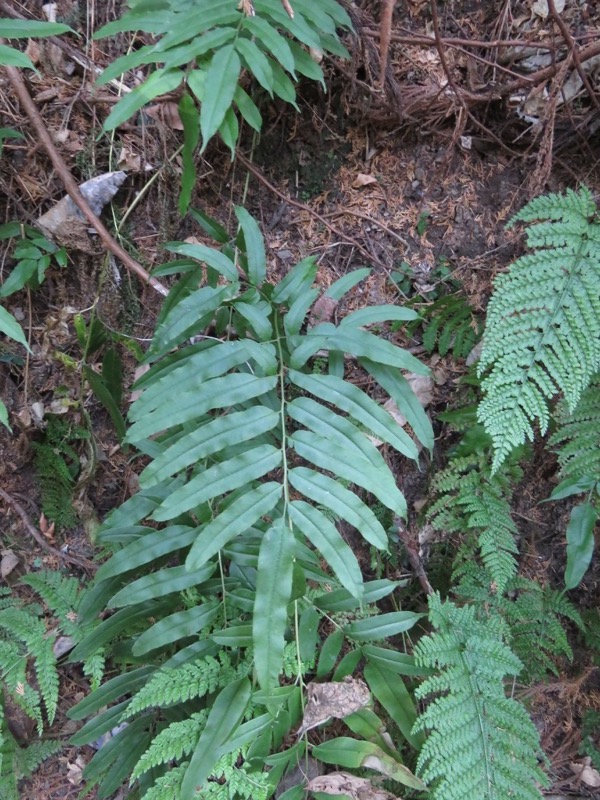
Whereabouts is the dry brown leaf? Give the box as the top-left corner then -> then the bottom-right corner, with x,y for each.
352,173 -> 378,188
25,40 -> 41,66
570,758 -> 600,788
310,294 -> 338,325
145,102 -> 184,130
1,550 -> 20,580
117,147 -> 141,172
297,676 -> 371,736
308,772 -> 400,800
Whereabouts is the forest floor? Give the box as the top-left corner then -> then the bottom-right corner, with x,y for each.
0,0 -> 599,797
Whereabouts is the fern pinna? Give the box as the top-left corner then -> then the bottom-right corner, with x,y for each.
413,594 -> 548,800
68,207 -> 433,799
478,186 -> 600,471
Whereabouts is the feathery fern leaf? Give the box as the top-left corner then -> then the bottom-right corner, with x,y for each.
131,712 -> 207,780
414,594 -> 548,800
549,373 -> 600,481
428,453 -> 521,593
478,186 -> 600,471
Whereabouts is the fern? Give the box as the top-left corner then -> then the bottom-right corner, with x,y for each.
414,293 -> 482,359
140,762 -> 188,800
69,208 -> 432,799
414,594 -> 548,800
131,712 -> 207,780
478,186 -> 600,471
549,373 -> 600,481
428,452 -> 521,594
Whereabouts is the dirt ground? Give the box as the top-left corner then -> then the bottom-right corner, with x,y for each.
1,0 -> 600,797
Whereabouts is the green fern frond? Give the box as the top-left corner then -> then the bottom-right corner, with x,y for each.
478,186 -> 600,471
549,373 -> 600,480
14,738 -> 62,780
141,761 -> 187,800
124,655 -> 237,719
414,594 -> 548,800
21,571 -> 81,632
428,454 -> 520,593
131,712 -> 207,780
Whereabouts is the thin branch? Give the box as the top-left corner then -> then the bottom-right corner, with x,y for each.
378,0 -> 397,88
0,488 -> 97,573
547,0 -> 600,111
0,54 -> 168,296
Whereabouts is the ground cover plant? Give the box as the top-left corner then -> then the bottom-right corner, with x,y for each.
0,1 -> 599,799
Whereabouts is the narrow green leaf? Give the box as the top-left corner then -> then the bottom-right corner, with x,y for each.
103,69 -> 183,131
345,612 -> 423,642
218,106 -> 239,154
181,678 -> 251,800
212,625 -> 253,646
363,645 -> 429,677
153,444 -> 282,521
68,667 -> 155,721
0,400 -> 9,430
132,601 -> 220,655
178,92 -> 200,216
289,41 -> 324,86
284,287 -> 320,337
186,482 -> 282,568
234,85 -> 262,132
235,206 -> 266,285
0,258 -> 38,296
163,242 -> 238,280
242,16 -> 295,74
269,59 -> 298,105
70,700 -> 130,746
94,9 -> 171,38
141,407 -> 279,486
341,306 -> 419,327
272,256 -> 317,304
0,19 -> 72,37
234,301 -> 273,340
314,580 -> 400,613
364,661 -> 423,749
325,269 -> 371,301
200,45 -> 241,151
317,630 -> 345,678
254,520 -> 295,691
289,467 -> 387,550
108,563 -> 215,607
290,501 -> 363,600
0,44 -> 35,69
550,475 -> 597,501
312,738 -> 426,791
289,369 -> 418,461
333,649 -> 362,681
0,305 -> 30,349
235,37 -> 275,91
83,367 -> 127,442
189,207 -> 230,243
565,502 -> 597,589
343,709 -> 396,756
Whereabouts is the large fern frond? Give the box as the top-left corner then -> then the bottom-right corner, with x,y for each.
414,594 -> 548,800
478,186 -> 600,471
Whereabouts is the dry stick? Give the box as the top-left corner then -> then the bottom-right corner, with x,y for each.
0,488 -> 97,572
235,151 -> 393,272
378,0 -> 397,88
547,0 -> 600,111
394,519 -> 434,596
1,57 -> 168,297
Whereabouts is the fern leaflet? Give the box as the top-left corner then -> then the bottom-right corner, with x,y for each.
478,186 -> 600,471
549,372 -> 600,481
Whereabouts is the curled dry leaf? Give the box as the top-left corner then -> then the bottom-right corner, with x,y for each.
297,676 -> 371,736
308,772 -> 400,800
352,173 -> 378,188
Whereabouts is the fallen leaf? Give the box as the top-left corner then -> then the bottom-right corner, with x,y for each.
310,294 -> 338,325
1,550 -> 20,579
352,173 -> 378,188
144,102 -> 184,130
570,758 -> 600,788
531,0 -> 565,18
297,677 -> 371,736
308,772 -> 399,800
118,146 -> 142,172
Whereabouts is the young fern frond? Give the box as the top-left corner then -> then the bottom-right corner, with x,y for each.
478,186 -> 600,471
428,452 -> 520,593
414,594 -> 548,800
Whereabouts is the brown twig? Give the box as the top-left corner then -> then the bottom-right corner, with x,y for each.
0,488 -> 97,573
378,0 -> 396,88
0,55 -> 168,296
394,518 -> 433,596
547,0 -> 600,111
235,150 -> 393,271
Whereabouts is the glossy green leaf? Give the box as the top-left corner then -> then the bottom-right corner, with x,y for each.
132,601 -> 220,655
186,482 -> 282,568
269,59 -> 298,106
96,524 -> 200,581
69,602 -> 167,662
0,305 -> 30,349
189,207 -> 230,243
178,92 -> 200,216
154,444 -> 282,521
272,257 -> 317,304
312,737 -> 426,791
108,562 -> 215,607
68,667 -> 155,721
83,366 -> 127,443
163,242 -> 238,280
0,19 -> 72,37
0,400 -> 9,430
235,36 -> 275,91
284,287 -> 320,337
254,520 -> 295,691
289,369 -> 419,462
0,257 -> 38,296
565,501 -> 598,589
242,16 -> 295,74
343,708 -> 395,755
341,306 -> 419,327
314,580 -> 400,613
290,501 -> 363,600
363,645 -> 429,677
345,612 -> 423,642
364,661 -> 423,749
181,678 -> 251,800
218,106 -> 239,154
234,85 -> 262,132
70,700 -> 130,746
200,45 -> 241,150
212,625 -> 253,646
235,206 -> 266,285
103,68 -> 183,131
550,475 -> 597,501
234,301 -> 273,340
0,44 -> 35,69
317,629 -> 345,678
289,41 -> 324,86
94,9 -> 171,38
333,648 -> 362,680
290,429 -> 406,517
325,269 -> 371,301
290,466 -> 389,552
141,407 -> 279,486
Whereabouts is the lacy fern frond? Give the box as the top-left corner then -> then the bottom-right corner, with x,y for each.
549,373 -> 600,480
428,453 -> 521,593
131,712 -> 207,780
21,571 -> 81,634
141,762 -> 187,800
478,186 -> 600,471
414,594 -> 548,800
